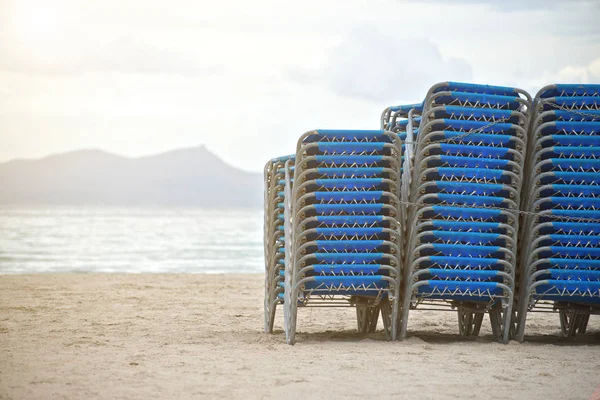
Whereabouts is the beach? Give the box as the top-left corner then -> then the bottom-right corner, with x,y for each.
1,274 -> 599,399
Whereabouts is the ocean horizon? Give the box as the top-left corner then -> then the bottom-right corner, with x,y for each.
0,206 -> 264,274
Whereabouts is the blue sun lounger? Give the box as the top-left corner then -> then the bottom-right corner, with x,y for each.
264,81 -> 599,344
281,129 -> 404,344
263,155 -> 295,333
399,82 -> 531,343
516,84 -> 600,341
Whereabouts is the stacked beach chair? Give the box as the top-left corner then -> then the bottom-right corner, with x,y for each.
381,103 -> 422,138
282,130 -> 404,344
380,103 -> 423,208
263,155 -> 295,333
264,80 -> 599,343
516,84 -> 600,341
399,82 -> 531,343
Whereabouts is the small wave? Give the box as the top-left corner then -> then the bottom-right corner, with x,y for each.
0,207 -> 265,274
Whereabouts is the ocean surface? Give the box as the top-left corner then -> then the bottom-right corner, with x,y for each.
0,207 -> 264,274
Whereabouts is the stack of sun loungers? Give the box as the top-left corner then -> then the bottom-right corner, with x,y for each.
381,103 -> 422,138
399,82 -> 532,343
380,103 -> 423,209
263,81 -> 599,344
263,154 -> 295,333
515,84 -> 600,341
282,129 -> 404,344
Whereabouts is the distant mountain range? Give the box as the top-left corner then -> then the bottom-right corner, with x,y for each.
0,146 -> 263,208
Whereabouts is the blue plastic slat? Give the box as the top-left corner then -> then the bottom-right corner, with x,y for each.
313,204 -> 384,214
311,264 -> 384,274
425,268 -> 502,280
438,156 -> 509,168
317,142 -> 386,153
315,155 -> 384,164
314,191 -> 384,202
315,215 -> 384,224
438,144 -> 509,157
314,253 -> 384,263
316,240 -> 385,251
314,227 -> 384,236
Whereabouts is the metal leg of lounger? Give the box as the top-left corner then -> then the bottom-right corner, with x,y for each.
509,310 -> 518,340
399,282 -> 412,340
263,162 -> 272,334
560,309 -> 588,338
501,296 -> 513,344
368,305 -> 380,333
579,314 -> 590,334
356,298 -> 369,333
572,314 -> 584,337
565,311 -> 578,338
390,291 -> 399,341
380,297 -> 392,340
267,298 -> 277,333
283,274 -> 297,345
356,298 -> 381,333
264,272 -> 271,333
283,250 -> 297,344
559,309 -> 569,337
264,266 -> 279,333
488,302 -> 510,343
458,304 -> 487,337
283,160 -> 297,345
516,291 -> 530,342
457,304 -> 486,337
457,307 -> 474,336
471,312 -> 484,336
516,310 -> 528,343
489,305 -> 501,340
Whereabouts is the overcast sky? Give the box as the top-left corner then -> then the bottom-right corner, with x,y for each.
1,0 -> 599,171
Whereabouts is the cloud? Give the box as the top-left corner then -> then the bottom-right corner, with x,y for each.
533,57 -> 600,88
91,36 -> 223,76
414,0 -> 595,10
553,58 -> 600,82
289,28 -> 472,103
0,33 -> 223,76
405,0 -> 600,38
0,0 -> 223,77
515,56 -> 600,97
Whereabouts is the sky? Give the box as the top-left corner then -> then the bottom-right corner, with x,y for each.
1,0 -> 599,172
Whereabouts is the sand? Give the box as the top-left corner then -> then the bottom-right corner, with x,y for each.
0,274 -> 599,400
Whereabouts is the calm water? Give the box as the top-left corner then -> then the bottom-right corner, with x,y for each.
0,207 -> 264,274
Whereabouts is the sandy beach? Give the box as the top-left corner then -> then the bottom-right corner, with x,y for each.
1,274 -> 599,399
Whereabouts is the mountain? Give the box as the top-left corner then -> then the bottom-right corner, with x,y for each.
0,146 -> 263,208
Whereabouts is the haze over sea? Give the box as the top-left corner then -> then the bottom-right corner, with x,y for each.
0,206 -> 263,274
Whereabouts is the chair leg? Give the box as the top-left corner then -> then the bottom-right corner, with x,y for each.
501,302 -> 512,344
560,309 -> 591,338
267,298 -> 278,333
356,299 -> 369,333
470,313 -> 484,336
578,313 -> 590,334
458,307 -> 473,336
516,296 -> 529,343
380,297 -> 392,340
390,294 -> 399,341
489,305 -> 501,340
284,290 -> 297,345
560,309 -> 573,337
368,304 -> 381,333
283,268 -> 297,345
264,283 -> 271,333
399,283 -> 412,340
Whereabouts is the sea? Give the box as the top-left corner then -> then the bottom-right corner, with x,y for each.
0,207 -> 264,274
